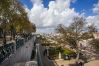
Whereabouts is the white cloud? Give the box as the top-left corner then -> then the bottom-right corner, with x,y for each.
86,15 -> 99,28
25,0 -> 85,33
24,0 -> 99,33
31,0 -> 42,5
86,2 -> 99,29
26,0 -> 99,33
93,2 -> 99,14
37,27 -> 55,33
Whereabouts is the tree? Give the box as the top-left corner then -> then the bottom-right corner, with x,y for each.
87,24 -> 98,54
0,0 -> 13,44
56,17 -> 86,61
0,0 -> 36,44
81,32 -> 94,40
89,39 -> 99,54
87,23 -> 97,33
56,17 -> 85,48
56,24 -> 72,47
56,16 -> 99,62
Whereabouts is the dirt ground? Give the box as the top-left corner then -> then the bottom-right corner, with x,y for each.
54,59 -> 76,66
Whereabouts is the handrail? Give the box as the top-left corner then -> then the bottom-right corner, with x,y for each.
36,44 -> 44,66
0,35 -> 33,64
0,42 -> 14,64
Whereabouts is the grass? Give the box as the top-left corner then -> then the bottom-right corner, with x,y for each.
48,47 -> 75,59
63,48 -> 75,55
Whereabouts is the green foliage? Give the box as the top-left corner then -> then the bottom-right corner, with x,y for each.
49,47 -> 60,59
0,0 -> 36,34
63,48 -> 75,55
49,47 -> 75,59
0,0 -> 36,44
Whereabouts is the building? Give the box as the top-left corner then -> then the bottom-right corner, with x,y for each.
93,32 -> 99,39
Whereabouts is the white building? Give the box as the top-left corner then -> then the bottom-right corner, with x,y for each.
93,32 -> 99,39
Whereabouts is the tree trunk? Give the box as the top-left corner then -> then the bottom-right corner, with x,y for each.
3,31 -> 6,44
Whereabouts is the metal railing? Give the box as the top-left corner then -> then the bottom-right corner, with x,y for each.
0,43 -> 14,64
16,38 -> 24,49
36,44 -> 44,66
0,35 -> 33,64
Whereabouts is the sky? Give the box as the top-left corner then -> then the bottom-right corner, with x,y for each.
20,0 -> 99,33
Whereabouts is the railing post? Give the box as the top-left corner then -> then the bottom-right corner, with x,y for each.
36,43 -> 44,66
12,40 -> 16,54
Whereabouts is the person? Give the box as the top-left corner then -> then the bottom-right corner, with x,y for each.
64,54 -> 69,60
79,61 -> 83,66
43,49 -> 47,56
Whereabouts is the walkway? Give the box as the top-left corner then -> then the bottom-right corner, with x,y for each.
0,38 -> 34,66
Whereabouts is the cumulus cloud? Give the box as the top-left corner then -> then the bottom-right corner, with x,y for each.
93,2 -> 99,14
37,27 -> 55,33
24,0 -> 99,33
24,0 -> 81,33
25,0 -> 99,33
86,2 -> 99,29
31,0 -> 42,5
86,15 -> 99,25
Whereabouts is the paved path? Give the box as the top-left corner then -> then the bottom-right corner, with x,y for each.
0,38 -> 34,66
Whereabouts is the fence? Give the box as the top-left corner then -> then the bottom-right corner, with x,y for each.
36,44 -> 44,66
0,35 -> 33,64
16,38 -> 24,49
0,43 -> 14,63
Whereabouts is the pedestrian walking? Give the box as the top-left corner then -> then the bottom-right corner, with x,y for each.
79,61 -> 84,66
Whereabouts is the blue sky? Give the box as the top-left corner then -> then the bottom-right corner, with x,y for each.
20,0 -> 33,9
70,0 -> 98,16
20,0 -> 98,16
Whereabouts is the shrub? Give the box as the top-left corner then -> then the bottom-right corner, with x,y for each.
63,48 -> 75,55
